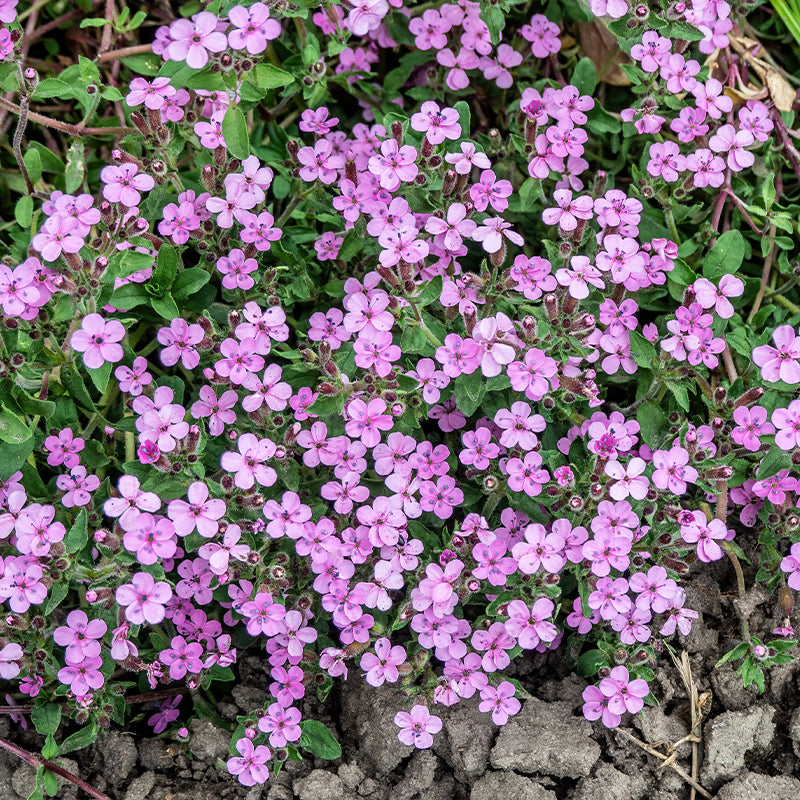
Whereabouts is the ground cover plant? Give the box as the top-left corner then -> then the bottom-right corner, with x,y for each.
0,0 -> 799,794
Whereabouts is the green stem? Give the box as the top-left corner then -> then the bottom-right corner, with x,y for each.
664,207 -> 680,244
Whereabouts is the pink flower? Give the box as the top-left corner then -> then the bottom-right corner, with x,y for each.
0,643 -> 22,680
157,318 -> 204,370
394,705 -> 442,748
472,217 -> 523,254
122,513 -> 177,565
731,406 -> 773,452
521,14 -> 561,58
435,334 -> 482,378
167,12 -> 228,69
419,476 -> 463,519
167,481 -> 226,538
227,3 -> 281,53
115,571 -> 173,625
31,215 -> 85,262
44,428 -> 85,469
115,357 -> 153,396
507,347 -> 559,401
651,446 -> 697,495
410,101 -> 461,145
772,400 -> 800,451
227,737 -> 271,786
161,636 -> 205,679
56,466 -> 100,508
479,681 -> 521,725
599,666 -> 650,715
297,139 -> 345,184
103,474 -> 160,528
100,163 -> 155,207
258,703 -> 302,748
781,542 -> 800,590
647,141 -> 686,182
221,433 -> 277,490
368,140 -> 419,191
71,313 -> 125,369
679,511 -> 728,562
541,189 -> 593,231
425,203 -> 477,251
709,123 -> 755,171
345,397 -> 394,448
360,637 -> 407,686
57,656 -> 105,696
190,385 -> 238,436
753,325 -> 800,384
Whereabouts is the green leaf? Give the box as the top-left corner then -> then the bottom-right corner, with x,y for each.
0,407 -> 31,444
24,148 -> 42,185
153,244 -> 179,290
400,324 -> 427,354
480,4 -> 505,45
172,268 -> 210,300
45,581 -> 69,615
628,330 -> 657,369
704,229 -> 745,280
757,446 -> 791,480
337,228 -> 363,262
572,58 -> 597,95
636,399 -> 666,446
453,370 -> 486,417
65,508 -> 88,554
0,439 -> 36,480
42,734 -> 58,760
15,195 -> 33,228
150,293 -> 181,320
32,704 -> 62,737
298,720 -> 341,760
255,63 -> 295,90
86,361 -> 113,394
222,105 -> 250,160
453,100 -> 471,138
119,249 -> 156,278
32,78 -> 74,99
664,380 -> 690,412
415,275 -> 443,307
715,641 -> 749,666
586,107 -> 621,135
577,649 -> 606,677
80,17 -> 108,27
65,141 -> 85,194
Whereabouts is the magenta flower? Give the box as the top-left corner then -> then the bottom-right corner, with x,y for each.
115,356 -> 153,396
258,703 -> 302,748
122,513 -> 177,565
57,656 -> 105,696
56,466 -> 100,508
227,3 -> 281,53
731,406 -> 773,452
157,318 -> 204,370
167,481 -> 226,538
646,141 -> 686,182
541,189 -> 593,231
479,681 -> 521,725
512,524 -> 566,574
191,385 -> 238,436
368,140 -> 419,191
651,445 -> 698,495
435,334 -> 482,378
345,397 -> 394,448
772,400 -> 800,450
100,163 -> 155,207
44,428 -> 85,469
167,12 -> 228,69
103,474 -> 161,528
53,610 -> 107,665
360,637 -> 407,686
227,737 -> 271,786
599,666 -> 650,716
507,347 -> 559,401
71,313 -> 125,369
419,475 -> 463,520
472,217 -> 524,254
753,325 -> 800,384
262,491 -> 312,539
394,705 -> 442,749
582,684 -> 620,728
148,695 -> 182,734
709,123 -> 755,171
505,598 -> 557,649
161,636 -> 205,680
115,571 -> 173,625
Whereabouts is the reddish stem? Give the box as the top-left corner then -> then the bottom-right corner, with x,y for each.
0,735 -> 113,800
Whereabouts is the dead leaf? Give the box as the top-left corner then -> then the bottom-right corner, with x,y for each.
765,67 -> 796,112
576,20 -> 631,86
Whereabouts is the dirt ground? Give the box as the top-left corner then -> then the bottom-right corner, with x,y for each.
3,555 -> 800,800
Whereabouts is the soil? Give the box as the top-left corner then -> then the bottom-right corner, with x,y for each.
4,559 -> 800,800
